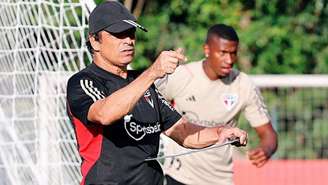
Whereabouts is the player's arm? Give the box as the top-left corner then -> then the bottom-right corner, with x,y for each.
164,118 -> 247,149
242,75 -> 277,167
88,50 -> 186,125
248,122 -> 277,167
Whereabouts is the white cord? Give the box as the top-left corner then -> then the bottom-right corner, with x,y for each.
145,139 -> 239,161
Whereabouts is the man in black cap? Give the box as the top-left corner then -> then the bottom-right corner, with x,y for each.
66,1 -> 248,185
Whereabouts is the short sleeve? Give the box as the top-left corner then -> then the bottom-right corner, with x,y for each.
66,74 -> 107,125
155,64 -> 192,101
155,88 -> 182,131
243,77 -> 271,127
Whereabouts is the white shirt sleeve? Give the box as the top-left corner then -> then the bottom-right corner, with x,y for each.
243,75 -> 271,127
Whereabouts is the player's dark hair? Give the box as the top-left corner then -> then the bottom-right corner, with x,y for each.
206,24 -> 239,43
86,32 -> 100,54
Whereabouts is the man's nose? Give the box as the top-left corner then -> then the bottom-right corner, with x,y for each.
226,55 -> 233,64
124,36 -> 134,45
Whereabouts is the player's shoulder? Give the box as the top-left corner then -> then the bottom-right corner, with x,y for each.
184,60 -> 202,71
238,71 -> 253,83
176,60 -> 203,78
231,70 -> 257,90
221,69 -> 253,85
68,67 -> 93,85
235,70 -> 249,80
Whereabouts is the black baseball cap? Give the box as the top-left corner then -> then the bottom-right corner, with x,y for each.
89,1 -> 148,34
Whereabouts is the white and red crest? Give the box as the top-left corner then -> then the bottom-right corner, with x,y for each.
222,94 -> 238,111
144,89 -> 154,108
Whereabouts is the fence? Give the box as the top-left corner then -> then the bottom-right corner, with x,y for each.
234,75 -> 328,185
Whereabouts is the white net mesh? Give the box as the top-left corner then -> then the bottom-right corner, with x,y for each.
0,0 -> 93,184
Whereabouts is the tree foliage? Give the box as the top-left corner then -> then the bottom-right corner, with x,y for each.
96,0 -> 327,73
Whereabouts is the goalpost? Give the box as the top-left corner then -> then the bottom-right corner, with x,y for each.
0,0 -> 95,184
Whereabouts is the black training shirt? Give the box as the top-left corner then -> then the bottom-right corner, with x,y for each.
66,63 -> 181,185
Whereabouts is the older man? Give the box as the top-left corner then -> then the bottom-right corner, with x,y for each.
66,2 -> 247,185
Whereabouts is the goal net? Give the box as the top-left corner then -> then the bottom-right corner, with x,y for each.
0,0 -> 94,184
248,75 -> 328,159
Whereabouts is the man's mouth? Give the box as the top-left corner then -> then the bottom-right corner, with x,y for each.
120,48 -> 134,56
120,47 -> 134,52
221,66 -> 232,73
222,66 -> 232,70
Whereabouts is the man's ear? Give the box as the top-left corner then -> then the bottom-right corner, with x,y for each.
203,44 -> 209,58
89,33 -> 101,52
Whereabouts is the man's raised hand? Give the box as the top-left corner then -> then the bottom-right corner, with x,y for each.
150,48 -> 187,79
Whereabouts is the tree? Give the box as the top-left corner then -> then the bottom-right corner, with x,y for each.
95,0 -> 328,74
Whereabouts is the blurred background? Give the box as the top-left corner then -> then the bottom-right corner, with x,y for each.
0,0 -> 327,184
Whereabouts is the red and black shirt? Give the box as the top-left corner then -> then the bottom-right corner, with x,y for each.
66,63 -> 181,185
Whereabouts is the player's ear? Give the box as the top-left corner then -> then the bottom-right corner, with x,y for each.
203,44 -> 209,58
89,32 -> 101,52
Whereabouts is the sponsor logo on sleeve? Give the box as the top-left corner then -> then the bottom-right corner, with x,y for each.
155,89 -> 175,111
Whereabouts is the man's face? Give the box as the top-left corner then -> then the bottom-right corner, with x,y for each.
97,28 -> 136,67
204,36 -> 238,77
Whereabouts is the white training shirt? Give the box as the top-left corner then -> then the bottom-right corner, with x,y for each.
156,61 -> 270,185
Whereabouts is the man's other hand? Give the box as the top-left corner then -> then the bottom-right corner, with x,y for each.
217,127 -> 248,146
247,147 -> 271,167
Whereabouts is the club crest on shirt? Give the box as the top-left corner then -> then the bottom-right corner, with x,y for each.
144,89 -> 154,108
222,94 -> 238,111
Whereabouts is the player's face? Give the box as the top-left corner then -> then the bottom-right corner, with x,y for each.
98,28 -> 136,67
204,36 -> 238,78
